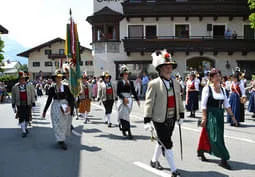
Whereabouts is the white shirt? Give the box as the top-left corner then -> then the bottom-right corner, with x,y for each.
201,85 -> 230,110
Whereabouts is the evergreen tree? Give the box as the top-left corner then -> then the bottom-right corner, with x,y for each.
0,36 -> 5,72
249,0 -> 255,28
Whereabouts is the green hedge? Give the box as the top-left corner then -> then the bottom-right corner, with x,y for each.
0,75 -> 18,92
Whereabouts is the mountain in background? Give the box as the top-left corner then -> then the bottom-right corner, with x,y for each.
1,36 -> 28,65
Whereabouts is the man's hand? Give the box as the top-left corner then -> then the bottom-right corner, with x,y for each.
177,118 -> 184,125
144,123 -> 153,132
12,107 -> 17,113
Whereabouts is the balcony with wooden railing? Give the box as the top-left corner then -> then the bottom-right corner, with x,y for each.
122,36 -> 255,55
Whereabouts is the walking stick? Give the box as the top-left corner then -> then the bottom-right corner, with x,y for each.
179,124 -> 183,160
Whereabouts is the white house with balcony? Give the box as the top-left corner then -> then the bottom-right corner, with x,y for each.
87,0 -> 255,80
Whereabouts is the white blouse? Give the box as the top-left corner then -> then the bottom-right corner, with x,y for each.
201,85 -> 230,110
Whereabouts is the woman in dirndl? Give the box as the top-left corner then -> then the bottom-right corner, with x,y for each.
42,70 -> 74,150
197,68 -> 238,170
248,79 -> 255,118
185,72 -> 199,117
227,72 -> 246,126
117,65 -> 140,139
78,73 -> 92,124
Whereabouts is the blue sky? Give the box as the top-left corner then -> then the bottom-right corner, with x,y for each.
0,0 -> 93,49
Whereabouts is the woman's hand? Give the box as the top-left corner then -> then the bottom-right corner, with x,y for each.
201,119 -> 207,127
232,116 -> 238,127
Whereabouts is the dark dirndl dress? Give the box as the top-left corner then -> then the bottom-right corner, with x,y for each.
227,92 -> 241,123
248,91 -> 255,113
197,86 -> 230,160
186,90 -> 199,111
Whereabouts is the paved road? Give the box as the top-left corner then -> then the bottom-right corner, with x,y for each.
0,96 -> 255,177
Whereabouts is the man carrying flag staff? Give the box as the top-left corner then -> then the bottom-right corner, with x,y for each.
144,50 -> 184,177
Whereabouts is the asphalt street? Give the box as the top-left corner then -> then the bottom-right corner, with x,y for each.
0,96 -> 254,177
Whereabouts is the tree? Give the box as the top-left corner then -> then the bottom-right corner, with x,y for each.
0,36 -> 4,72
249,0 -> 255,28
19,64 -> 28,72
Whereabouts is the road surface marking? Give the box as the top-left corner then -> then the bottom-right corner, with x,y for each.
133,161 -> 170,177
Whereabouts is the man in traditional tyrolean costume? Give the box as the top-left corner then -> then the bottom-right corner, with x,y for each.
12,71 -> 36,137
144,50 -> 184,177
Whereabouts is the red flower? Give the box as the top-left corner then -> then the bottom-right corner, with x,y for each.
164,53 -> 170,59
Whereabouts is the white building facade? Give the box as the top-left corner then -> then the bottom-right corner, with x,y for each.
18,38 -> 93,80
87,0 -> 255,80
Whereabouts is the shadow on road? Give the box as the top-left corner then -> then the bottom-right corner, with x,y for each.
179,170 -> 228,177
0,124 -> 82,177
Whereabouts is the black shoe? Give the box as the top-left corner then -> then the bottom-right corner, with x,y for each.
21,132 -> 27,138
252,114 -> 255,118
108,123 -> 112,127
150,161 -> 164,170
119,123 -> 122,131
197,152 -> 208,162
58,141 -> 67,150
84,119 -> 88,124
219,160 -> 231,170
171,170 -> 181,177
104,121 -> 108,124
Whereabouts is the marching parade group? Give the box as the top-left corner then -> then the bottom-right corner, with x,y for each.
8,49 -> 255,177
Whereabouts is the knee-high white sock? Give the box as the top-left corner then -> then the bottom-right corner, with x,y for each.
165,149 -> 177,173
20,121 -> 26,133
151,143 -> 162,162
107,114 -> 111,124
84,113 -> 88,119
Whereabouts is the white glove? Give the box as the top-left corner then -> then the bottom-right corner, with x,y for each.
12,107 -> 17,113
144,123 -> 153,132
177,118 -> 184,125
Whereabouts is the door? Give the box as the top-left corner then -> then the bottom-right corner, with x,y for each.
244,25 -> 254,39
145,25 -> 157,39
213,25 -> 225,38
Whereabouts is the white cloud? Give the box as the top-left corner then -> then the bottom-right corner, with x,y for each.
0,0 -> 93,48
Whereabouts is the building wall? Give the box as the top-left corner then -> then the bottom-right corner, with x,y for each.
119,17 -> 251,39
94,0 -> 124,13
28,41 -> 93,80
91,1 -> 255,81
